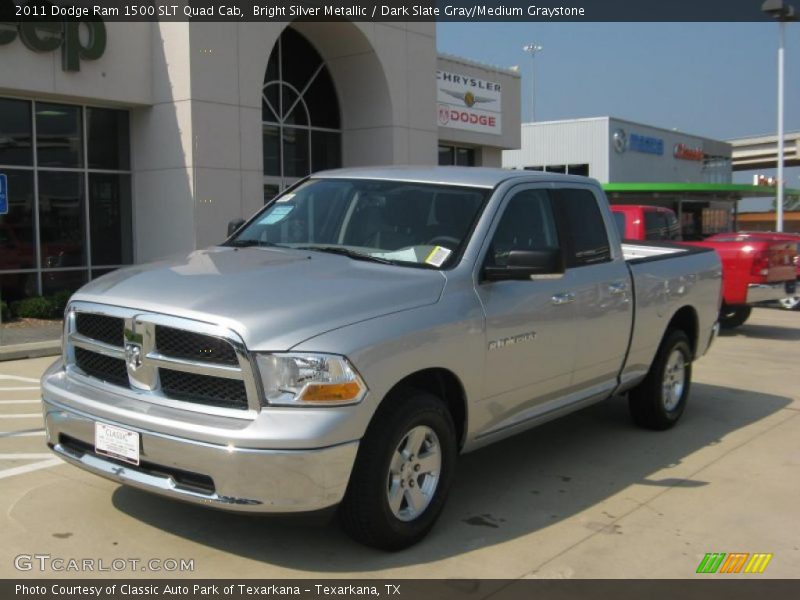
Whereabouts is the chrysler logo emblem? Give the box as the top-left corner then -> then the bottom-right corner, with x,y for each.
125,342 -> 143,371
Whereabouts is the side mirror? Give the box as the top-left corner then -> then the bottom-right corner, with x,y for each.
483,249 -> 563,282
227,218 -> 246,237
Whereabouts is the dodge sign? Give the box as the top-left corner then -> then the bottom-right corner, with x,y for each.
437,70 -> 502,135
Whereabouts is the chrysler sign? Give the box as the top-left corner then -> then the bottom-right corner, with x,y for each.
437,70 -> 502,135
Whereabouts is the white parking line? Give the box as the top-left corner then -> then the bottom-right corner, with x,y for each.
0,400 -> 40,405
0,387 -> 40,391
0,375 -> 40,383
0,430 -> 45,438
0,453 -> 54,459
0,458 -> 62,480
0,414 -> 41,419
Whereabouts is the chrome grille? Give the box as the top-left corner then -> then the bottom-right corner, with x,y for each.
74,347 -> 129,387
160,369 -> 248,409
75,313 -> 124,347
155,325 -> 238,366
64,302 -> 259,418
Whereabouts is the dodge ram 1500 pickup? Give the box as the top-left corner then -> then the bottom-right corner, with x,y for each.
42,168 -> 722,550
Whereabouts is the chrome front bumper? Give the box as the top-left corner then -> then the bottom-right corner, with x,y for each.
42,399 -> 359,514
746,281 -> 796,305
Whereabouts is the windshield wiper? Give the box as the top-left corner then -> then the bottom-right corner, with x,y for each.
295,245 -> 396,265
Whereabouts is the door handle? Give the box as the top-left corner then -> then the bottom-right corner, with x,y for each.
608,282 -> 628,296
551,292 -> 576,305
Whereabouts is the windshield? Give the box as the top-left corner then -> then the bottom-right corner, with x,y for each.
227,178 -> 490,269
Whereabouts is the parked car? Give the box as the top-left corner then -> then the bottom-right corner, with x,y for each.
42,168 -> 721,550
702,231 -> 800,311
610,205 -> 797,327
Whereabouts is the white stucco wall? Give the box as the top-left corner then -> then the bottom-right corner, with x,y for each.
0,20 -> 467,262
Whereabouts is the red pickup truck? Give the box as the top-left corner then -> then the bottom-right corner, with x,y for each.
701,231 -> 800,312
611,205 -> 797,328
611,204 -> 682,242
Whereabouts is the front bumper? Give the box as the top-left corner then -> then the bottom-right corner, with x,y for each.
42,368 -> 360,513
746,281 -> 796,305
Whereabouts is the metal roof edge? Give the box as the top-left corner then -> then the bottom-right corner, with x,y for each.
437,53 -> 521,77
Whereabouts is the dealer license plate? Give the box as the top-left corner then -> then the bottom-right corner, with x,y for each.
95,422 -> 140,466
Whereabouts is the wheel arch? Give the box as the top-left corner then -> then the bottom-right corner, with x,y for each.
665,305 -> 699,358
379,368 -> 468,451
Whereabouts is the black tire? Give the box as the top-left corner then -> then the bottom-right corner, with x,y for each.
339,389 -> 457,551
718,305 -> 751,329
629,330 -> 692,431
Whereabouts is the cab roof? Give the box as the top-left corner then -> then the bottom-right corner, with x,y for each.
311,166 -> 597,189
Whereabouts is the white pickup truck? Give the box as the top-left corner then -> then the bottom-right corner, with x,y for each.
42,167 -> 722,550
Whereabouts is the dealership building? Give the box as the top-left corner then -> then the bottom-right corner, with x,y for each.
502,117 -> 780,240
0,19 -> 520,300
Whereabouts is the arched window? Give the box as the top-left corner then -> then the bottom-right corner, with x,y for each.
262,28 -> 341,198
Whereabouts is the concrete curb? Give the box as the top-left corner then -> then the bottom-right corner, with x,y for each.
0,340 -> 61,362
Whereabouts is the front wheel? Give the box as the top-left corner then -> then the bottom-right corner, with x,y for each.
629,330 -> 693,430
339,390 -> 457,550
719,305 -> 751,329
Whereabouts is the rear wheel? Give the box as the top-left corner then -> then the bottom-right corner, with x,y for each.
719,304 -> 751,329
778,295 -> 800,311
629,330 -> 692,430
339,390 -> 456,550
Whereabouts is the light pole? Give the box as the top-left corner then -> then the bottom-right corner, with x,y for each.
762,0 -> 797,232
523,44 -> 543,122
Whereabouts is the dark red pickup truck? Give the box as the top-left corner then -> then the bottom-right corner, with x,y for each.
611,205 -> 797,328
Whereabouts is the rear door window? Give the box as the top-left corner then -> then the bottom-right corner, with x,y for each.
553,189 -> 612,267
644,211 -> 668,240
665,212 -> 681,240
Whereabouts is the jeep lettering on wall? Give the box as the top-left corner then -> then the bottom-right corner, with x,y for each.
0,7 -> 106,71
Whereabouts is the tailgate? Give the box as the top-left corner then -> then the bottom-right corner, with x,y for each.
764,241 -> 797,283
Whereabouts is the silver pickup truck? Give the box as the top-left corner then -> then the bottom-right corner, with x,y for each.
42,167 -> 721,550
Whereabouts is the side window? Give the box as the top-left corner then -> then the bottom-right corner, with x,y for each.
644,211 -> 667,240
666,212 -> 681,240
553,188 -> 612,267
487,189 -> 559,267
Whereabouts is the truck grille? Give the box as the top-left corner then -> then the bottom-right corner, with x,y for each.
160,369 -> 248,409
75,313 -> 125,347
156,326 -> 238,366
74,347 -> 129,387
65,303 -> 258,415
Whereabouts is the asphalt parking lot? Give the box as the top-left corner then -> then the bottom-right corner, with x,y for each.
1,307 -> 798,579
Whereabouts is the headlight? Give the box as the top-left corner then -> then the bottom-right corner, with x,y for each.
254,353 -> 367,406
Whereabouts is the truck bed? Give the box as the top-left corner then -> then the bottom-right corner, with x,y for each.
622,240 -> 715,264
618,240 -> 721,394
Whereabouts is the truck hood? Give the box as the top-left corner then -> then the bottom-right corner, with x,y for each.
72,246 -> 446,350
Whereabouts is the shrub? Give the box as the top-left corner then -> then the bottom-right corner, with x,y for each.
11,296 -> 57,319
0,300 -> 9,322
4,290 -> 74,320
50,290 -> 73,314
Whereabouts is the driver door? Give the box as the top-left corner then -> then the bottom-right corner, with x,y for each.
475,186 -> 578,435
